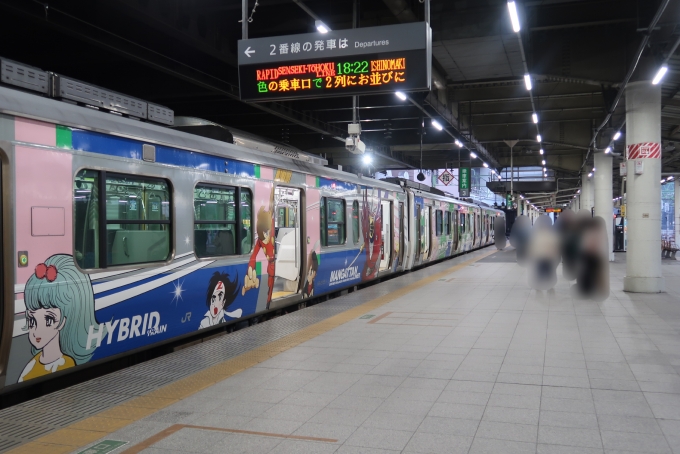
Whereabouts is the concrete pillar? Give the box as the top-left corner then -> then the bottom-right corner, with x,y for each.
675,179 -> 680,251
581,172 -> 594,215
594,152 -> 615,261
624,81 -> 664,293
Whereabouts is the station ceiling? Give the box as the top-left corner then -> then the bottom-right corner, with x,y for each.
1,0 -> 680,200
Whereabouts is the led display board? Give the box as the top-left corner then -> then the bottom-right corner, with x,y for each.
238,22 -> 431,102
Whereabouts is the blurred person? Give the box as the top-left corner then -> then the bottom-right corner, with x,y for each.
575,216 -> 610,300
510,215 -> 531,265
527,215 -> 561,294
556,209 -> 579,281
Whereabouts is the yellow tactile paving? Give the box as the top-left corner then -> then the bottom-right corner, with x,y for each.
6,442 -> 73,454
35,428 -> 107,447
69,416 -> 135,432
6,250 -> 493,454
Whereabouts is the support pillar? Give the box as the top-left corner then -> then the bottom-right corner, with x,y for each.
624,81 -> 664,293
594,152 -> 614,261
581,172 -> 594,215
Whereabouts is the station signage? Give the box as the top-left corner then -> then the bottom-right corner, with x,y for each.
459,168 -> 470,197
438,170 -> 454,186
546,208 -> 563,213
237,22 -> 432,101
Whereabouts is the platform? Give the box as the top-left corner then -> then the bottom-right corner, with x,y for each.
5,247 -> 680,454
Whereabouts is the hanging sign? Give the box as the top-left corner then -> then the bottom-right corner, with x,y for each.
238,22 -> 432,101
459,168 -> 471,197
620,161 -> 627,176
506,193 -> 513,207
627,142 -> 661,159
438,170 -> 454,186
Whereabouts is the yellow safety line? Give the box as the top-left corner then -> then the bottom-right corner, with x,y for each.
7,250 -> 495,454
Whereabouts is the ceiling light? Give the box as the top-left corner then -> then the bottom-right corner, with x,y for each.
483,162 -> 489,168
577,189 -> 581,193
315,20 -> 330,33
613,131 -> 621,141
588,172 -> 593,178
520,195 -> 524,199
395,91 -> 407,101
537,134 -> 542,142
652,65 -> 668,85
432,120 -> 443,131
661,179 -> 666,184
540,149 -> 544,155
542,160 -> 546,165
532,112 -> 538,123
605,147 -> 611,154
669,176 -> 675,181
362,154 -> 373,165
455,139 -> 463,147
524,74 -> 533,91
593,167 -> 596,172
470,151 -> 477,159
507,1 -> 521,33
543,167 -> 547,172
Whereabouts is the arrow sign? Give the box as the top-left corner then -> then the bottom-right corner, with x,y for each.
244,46 -> 255,58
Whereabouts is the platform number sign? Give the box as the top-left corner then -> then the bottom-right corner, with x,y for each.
438,170 -> 454,186
459,168 -> 471,197
506,194 -> 513,207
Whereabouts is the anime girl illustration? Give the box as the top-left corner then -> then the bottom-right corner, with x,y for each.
19,254 -> 104,383
243,186 -> 276,308
199,272 -> 241,329
302,251 -> 319,298
360,189 -> 383,281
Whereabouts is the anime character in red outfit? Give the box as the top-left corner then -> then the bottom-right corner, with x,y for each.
360,190 -> 382,281
243,186 -> 276,308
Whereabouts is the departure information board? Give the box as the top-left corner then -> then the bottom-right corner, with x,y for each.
238,23 -> 431,102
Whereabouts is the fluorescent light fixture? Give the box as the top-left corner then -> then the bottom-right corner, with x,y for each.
652,65 -> 668,85
507,1 -> 521,32
532,112 -> 538,123
524,74 -> 533,91
593,167 -> 596,172
542,160 -> 546,165
520,195 -> 524,199
613,131 -> 621,141
540,149 -> 544,155
432,120 -> 443,131
661,179 -> 666,184
455,139 -> 463,147
483,162 -> 489,168
315,20 -> 330,33
537,134 -> 542,142
543,167 -> 547,172
470,151 -> 478,159
577,189 -> 581,193
362,154 -> 373,165
588,172 -> 593,178
669,176 -> 675,181
395,91 -> 407,101
605,147 -> 611,154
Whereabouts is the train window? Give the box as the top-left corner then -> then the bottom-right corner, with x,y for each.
194,184 -> 252,258
321,197 -> 346,246
74,170 -> 172,269
435,210 -> 443,236
445,211 -> 451,236
352,201 -> 360,245
460,212 -> 465,232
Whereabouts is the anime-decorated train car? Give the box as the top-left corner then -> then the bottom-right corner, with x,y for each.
0,60 -> 502,391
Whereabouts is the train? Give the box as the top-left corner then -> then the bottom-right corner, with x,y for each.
0,57 -> 504,390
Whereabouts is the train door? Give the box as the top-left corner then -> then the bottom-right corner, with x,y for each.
273,187 -> 302,303
422,206 -> 431,260
380,201 -> 392,271
473,211 -> 477,246
415,204 -> 421,259
453,210 -> 459,252
398,202 -> 405,266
